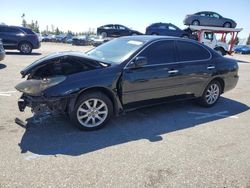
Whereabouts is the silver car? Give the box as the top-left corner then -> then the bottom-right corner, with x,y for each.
184,11 -> 237,28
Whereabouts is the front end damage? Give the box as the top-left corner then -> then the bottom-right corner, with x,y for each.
15,76 -> 70,116
18,94 -> 69,114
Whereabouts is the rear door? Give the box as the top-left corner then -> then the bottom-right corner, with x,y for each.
0,26 -> 23,48
117,25 -> 131,36
121,40 -> 187,106
175,40 -> 213,96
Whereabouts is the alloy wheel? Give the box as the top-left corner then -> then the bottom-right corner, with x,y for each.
20,43 -> 31,54
205,83 -> 220,104
77,98 -> 108,128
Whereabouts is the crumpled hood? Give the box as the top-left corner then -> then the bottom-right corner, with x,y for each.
20,51 -> 106,77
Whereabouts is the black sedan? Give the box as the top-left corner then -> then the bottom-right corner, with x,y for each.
97,24 -> 142,38
15,36 -> 239,131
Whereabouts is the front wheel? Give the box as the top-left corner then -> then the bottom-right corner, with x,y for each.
198,80 -> 222,107
70,92 -> 113,131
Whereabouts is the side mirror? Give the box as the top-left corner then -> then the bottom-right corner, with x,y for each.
130,57 -> 148,68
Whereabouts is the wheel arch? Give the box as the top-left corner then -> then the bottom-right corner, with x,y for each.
18,40 -> 33,49
69,86 -> 121,115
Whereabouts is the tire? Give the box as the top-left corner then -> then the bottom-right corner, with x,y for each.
223,22 -> 231,28
70,92 -> 113,131
198,80 -> 222,107
101,32 -> 107,38
214,47 -> 226,56
192,20 -> 200,26
19,42 -> 32,54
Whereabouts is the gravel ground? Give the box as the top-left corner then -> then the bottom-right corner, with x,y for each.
0,42 -> 249,188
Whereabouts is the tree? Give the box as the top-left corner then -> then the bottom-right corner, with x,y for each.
247,34 -> 250,45
55,27 -> 60,35
21,13 -> 27,27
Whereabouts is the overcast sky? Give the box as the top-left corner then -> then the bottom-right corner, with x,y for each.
1,0 -> 249,38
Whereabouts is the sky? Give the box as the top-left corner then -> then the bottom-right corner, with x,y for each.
1,0 -> 249,39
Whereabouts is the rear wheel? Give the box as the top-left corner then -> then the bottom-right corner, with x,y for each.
198,80 -> 222,107
19,42 -> 32,54
101,32 -> 107,38
223,22 -> 231,28
70,92 -> 113,131
214,47 -> 226,56
192,20 -> 200,26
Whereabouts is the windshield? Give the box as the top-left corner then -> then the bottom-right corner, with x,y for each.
86,38 -> 145,64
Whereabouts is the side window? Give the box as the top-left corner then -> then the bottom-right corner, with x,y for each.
212,13 -> 220,18
139,40 -> 176,65
158,25 -> 167,29
168,26 -> 177,30
176,41 -> 210,61
119,26 -> 126,30
5,27 -> 21,34
204,32 -> 214,41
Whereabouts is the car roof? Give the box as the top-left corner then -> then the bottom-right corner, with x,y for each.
120,35 -> 180,42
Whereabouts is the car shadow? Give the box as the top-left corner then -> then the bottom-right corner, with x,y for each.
0,64 -> 6,69
18,97 -> 249,156
6,52 -> 42,56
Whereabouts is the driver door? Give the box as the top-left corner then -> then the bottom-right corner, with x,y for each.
121,40 -> 186,107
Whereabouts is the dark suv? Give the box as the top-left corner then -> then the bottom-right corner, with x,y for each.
146,23 -> 191,38
97,24 -> 142,38
0,25 -> 40,54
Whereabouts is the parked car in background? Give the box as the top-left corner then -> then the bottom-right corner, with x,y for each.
72,35 -> 91,46
146,23 -> 191,38
16,36 -> 239,131
0,25 -> 40,54
184,11 -> 237,28
97,24 -> 142,38
234,45 -> 250,54
0,39 -> 5,61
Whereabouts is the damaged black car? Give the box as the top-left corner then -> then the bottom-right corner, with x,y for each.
16,36 -> 239,131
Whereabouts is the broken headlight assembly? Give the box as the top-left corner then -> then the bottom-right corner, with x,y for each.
15,76 -> 66,96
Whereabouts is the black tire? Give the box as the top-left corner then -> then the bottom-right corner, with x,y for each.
101,32 -> 107,38
198,80 -> 222,107
214,47 -> 226,56
70,92 -> 113,131
19,42 -> 33,54
223,22 -> 231,28
192,20 -> 200,26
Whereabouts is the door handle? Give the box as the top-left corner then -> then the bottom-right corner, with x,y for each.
168,70 -> 179,74
207,65 -> 215,70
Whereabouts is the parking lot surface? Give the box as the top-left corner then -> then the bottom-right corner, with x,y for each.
0,43 -> 249,188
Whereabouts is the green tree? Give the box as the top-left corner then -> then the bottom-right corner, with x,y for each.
247,34 -> 250,45
21,13 -> 27,27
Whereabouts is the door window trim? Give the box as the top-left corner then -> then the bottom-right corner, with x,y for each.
124,39 -> 212,69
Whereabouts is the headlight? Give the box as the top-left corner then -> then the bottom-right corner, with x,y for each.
15,76 -> 66,96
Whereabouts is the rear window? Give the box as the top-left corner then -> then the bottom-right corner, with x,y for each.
20,28 -> 35,34
176,41 -> 210,62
